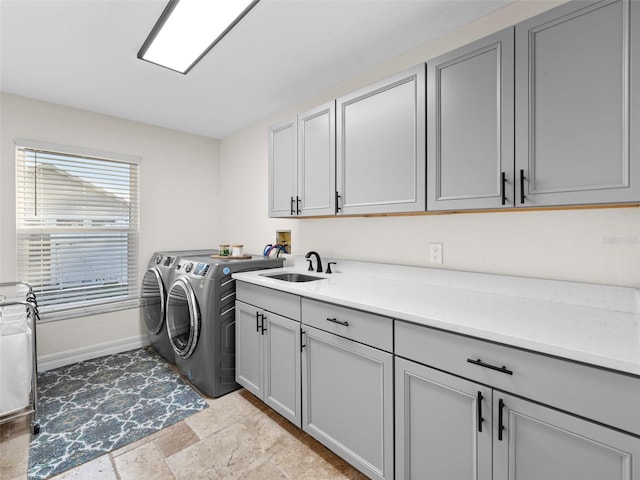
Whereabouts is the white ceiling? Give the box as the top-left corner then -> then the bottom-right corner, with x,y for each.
0,0 -> 514,139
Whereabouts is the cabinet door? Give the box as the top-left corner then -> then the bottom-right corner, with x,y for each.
395,358 -> 492,480
235,301 -> 263,397
263,312 -> 301,427
515,0 -> 640,206
269,118 -> 298,217
427,28 -> 514,211
336,65 -> 426,215
494,392 -> 640,480
298,101 -> 336,216
302,326 -> 393,480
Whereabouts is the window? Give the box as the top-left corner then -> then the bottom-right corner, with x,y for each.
15,139 -> 139,321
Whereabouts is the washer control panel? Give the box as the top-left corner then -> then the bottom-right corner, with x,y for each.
176,260 -> 210,277
193,263 -> 209,276
154,254 -> 176,267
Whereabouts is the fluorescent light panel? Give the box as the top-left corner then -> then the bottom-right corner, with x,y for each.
138,0 -> 259,74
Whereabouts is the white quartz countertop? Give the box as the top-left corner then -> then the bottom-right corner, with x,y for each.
233,259 -> 640,377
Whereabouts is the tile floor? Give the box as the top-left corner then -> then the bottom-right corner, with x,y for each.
0,388 -> 368,480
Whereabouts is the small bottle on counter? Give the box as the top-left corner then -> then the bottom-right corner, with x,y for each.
231,244 -> 244,257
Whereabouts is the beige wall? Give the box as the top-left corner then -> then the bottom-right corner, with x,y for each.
0,93 -> 220,357
218,0 -> 640,288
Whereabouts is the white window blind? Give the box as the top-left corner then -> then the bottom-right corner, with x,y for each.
15,140 -> 139,321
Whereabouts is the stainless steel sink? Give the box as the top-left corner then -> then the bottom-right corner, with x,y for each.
261,272 -> 324,282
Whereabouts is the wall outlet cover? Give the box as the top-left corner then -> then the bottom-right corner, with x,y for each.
429,243 -> 443,264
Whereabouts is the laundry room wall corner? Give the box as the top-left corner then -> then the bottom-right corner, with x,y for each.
0,93 -> 221,367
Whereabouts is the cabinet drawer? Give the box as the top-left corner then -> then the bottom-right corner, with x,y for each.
302,298 -> 392,352
395,320 -> 640,437
236,281 -> 300,321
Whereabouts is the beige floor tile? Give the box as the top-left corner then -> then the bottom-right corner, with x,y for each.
1,387 -> 370,480
113,441 -> 175,480
0,415 -> 31,441
110,421 -> 195,459
237,461 -> 287,480
184,390 -> 261,440
234,389 -> 271,412
0,425 -> 30,480
271,435 -> 369,480
166,410 -> 296,480
261,408 -> 306,440
110,431 -> 156,458
48,455 -> 117,480
153,421 -> 199,458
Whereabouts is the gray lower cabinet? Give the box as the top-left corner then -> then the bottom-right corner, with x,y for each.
302,325 -> 394,480
336,65 -> 426,215
515,0 -> 640,207
236,280 -> 639,480
494,392 -> 640,480
235,299 -> 301,427
396,356 -> 640,480
235,300 -> 263,397
395,357 -> 492,479
395,320 -> 640,480
427,27 -> 515,211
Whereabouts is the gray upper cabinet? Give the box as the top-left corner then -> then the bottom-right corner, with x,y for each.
269,102 -> 335,218
515,0 -> 640,207
336,65 -> 426,215
268,119 -> 297,217
427,28 -> 515,211
269,0 -> 639,217
298,101 -> 336,216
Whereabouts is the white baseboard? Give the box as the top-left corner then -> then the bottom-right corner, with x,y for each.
37,335 -> 150,371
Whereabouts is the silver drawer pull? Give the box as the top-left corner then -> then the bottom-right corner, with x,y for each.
467,358 -> 513,375
326,317 -> 349,327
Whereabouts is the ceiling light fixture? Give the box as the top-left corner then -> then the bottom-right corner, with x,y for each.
138,0 -> 259,74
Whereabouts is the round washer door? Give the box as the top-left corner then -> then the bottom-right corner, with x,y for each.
140,268 -> 165,335
166,277 -> 200,358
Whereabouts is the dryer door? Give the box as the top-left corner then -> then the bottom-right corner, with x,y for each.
166,277 -> 200,358
141,268 -> 165,334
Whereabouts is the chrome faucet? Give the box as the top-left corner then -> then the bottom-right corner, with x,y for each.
305,251 -> 323,273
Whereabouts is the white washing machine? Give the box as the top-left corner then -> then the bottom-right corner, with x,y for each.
166,254 -> 283,397
140,249 -> 217,363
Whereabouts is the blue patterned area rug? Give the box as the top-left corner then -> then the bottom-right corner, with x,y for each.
28,348 -> 208,479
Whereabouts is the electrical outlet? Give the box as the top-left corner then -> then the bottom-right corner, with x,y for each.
429,243 -> 443,264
